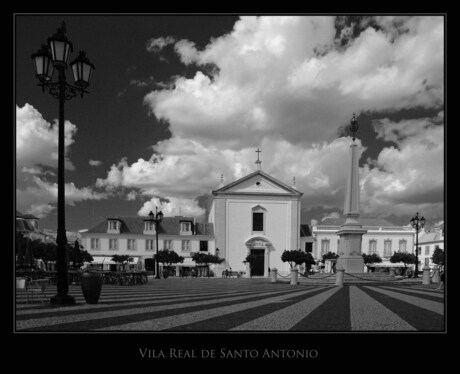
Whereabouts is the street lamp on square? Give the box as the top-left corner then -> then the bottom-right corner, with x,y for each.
31,22 -> 95,305
410,212 -> 426,278
149,208 -> 164,279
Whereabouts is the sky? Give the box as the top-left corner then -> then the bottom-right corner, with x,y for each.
15,15 -> 445,232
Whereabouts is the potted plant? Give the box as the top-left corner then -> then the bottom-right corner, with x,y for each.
80,267 -> 103,304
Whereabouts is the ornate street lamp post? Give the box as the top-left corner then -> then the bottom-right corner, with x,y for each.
31,22 -> 95,305
410,212 -> 425,278
149,208 -> 164,279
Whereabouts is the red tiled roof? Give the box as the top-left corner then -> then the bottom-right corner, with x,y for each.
86,216 -> 214,236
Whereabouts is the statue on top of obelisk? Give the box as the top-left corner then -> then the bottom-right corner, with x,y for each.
336,113 -> 367,273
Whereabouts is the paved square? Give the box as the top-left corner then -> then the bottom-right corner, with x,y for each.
15,278 -> 444,332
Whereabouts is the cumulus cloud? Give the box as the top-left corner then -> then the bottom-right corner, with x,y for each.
98,16 -> 444,221
16,104 -> 109,217
144,16 -> 443,149
16,103 -> 77,170
89,159 -> 102,167
146,36 -> 176,53
361,113 -> 444,216
138,196 -> 206,218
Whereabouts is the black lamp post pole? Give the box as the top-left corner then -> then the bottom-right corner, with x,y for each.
52,66 -> 74,304
155,219 -> 160,279
415,223 -> 419,278
411,212 -> 425,279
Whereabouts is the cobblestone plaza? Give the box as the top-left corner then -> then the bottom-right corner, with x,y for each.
15,278 -> 444,332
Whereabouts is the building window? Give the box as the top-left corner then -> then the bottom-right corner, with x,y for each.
145,239 -> 154,251
399,240 -> 407,253
369,239 -> 377,254
200,241 -> 208,252
145,221 -> 155,231
305,242 -> 313,252
252,212 -> 264,232
321,239 -> 330,255
425,246 -> 430,255
163,240 -> 172,250
127,239 -> 137,251
384,240 -> 392,257
90,238 -> 100,250
108,220 -> 118,230
181,222 -> 191,232
109,238 -> 118,250
181,240 -> 191,252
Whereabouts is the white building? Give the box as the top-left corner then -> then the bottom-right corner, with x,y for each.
417,221 -> 444,270
312,216 -> 415,268
209,169 -> 303,277
81,215 -> 215,275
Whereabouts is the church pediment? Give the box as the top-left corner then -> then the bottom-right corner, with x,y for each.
213,170 -> 302,196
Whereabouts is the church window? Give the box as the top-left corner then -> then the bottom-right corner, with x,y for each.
252,212 -> 264,232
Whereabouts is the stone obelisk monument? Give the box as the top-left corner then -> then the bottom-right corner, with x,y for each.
336,114 -> 367,273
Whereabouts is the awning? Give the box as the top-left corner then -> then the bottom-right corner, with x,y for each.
91,256 -> 116,265
372,262 -> 408,267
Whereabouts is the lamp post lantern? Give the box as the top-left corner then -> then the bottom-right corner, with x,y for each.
410,212 -> 425,278
149,208 -> 164,279
31,22 -> 95,305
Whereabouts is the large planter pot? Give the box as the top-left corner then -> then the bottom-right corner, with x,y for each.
16,277 -> 26,289
290,269 -> 298,285
81,271 -> 103,304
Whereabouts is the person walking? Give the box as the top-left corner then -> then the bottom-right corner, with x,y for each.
436,270 -> 444,291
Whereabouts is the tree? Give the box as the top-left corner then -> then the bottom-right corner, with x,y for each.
154,250 -> 184,275
281,249 -> 313,270
243,254 -> 258,278
321,251 -> 339,263
191,252 -> 224,277
111,254 -> 134,271
390,251 -> 417,275
16,232 -> 57,269
303,252 -> 316,274
362,253 -> 382,272
431,246 -> 444,271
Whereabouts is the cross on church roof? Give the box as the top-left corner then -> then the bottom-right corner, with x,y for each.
255,148 -> 262,170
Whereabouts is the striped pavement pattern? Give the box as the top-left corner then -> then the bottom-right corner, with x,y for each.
15,278 -> 445,332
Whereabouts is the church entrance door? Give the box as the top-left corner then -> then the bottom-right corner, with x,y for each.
250,249 -> 265,276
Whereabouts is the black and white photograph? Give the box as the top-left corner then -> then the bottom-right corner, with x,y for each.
13,13 -> 446,362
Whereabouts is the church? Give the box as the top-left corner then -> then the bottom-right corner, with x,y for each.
81,151 -> 309,277
208,152 -> 304,278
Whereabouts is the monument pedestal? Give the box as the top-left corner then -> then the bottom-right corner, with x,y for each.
336,218 -> 367,274
336,256 -> 365,274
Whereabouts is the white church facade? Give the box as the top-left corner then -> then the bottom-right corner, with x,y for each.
209,169 -> 303,277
